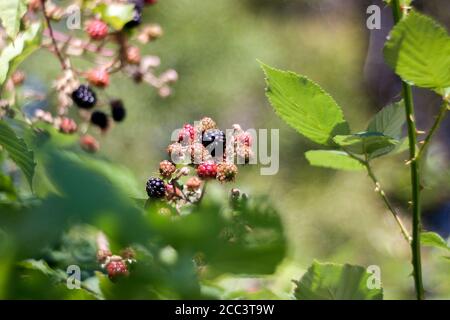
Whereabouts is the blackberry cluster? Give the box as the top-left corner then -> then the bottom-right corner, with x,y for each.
71,85 -> 97,109
144,117 -> 250,207
202,129 -> 226,157
146,178 -> 166,198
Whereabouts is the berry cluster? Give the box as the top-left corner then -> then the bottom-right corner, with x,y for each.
96,233 -> 135,281
6,0 -> 177,152
145,117 -> 253,210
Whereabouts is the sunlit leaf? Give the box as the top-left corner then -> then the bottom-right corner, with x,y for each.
261,62 -> 349,145
421,231 -> 450,251
294,261 -> 383,300
0,23 -> 42,87
384,11 -> 450,90
0,0 -> 27,38
93,3 -> 134,30
305,150 -> 364,171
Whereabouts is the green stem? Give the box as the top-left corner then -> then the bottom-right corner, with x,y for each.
417,102 -> 448,159
391,0 -> 424,300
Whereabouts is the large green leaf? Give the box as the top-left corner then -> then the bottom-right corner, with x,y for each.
305,150 -> 364,171
0,23 -> 42,87
367,101 -> 405,140
294,261 -> 383,300
93,3 -> 134,30
0,120 -> 35,189
261,63 -> 349,145
384,11 -> 450,90
333,132 -> 399,159
421,232 -> 450,251
0,0 -> 27,38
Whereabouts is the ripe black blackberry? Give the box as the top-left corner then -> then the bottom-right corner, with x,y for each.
202,129 -> 226,157
124,0 -> 144,29
71,85 -> 97,109
146,178 -> 166,198
110,99 -> 126,122
91,111 -> 109,130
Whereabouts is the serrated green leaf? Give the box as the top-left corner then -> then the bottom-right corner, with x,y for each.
0,0 -> 27,38
0,23 -> 42,87
421,231 -> 450,251
261,62 -> 349,145
384,11 -> 450,90
0,120 -> 35,189
294,261 -> 383,300
93,3 -> 134,30
333,132 -> 399,159
367,101 -> 405,139
305,150 -> 364,171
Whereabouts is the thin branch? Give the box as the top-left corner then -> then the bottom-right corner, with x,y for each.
40,0 -> 68,70
417,102 -> 448,160
345,150 -> 412,243
364,162 -> 412,243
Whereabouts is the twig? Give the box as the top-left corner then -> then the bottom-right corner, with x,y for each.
40,0 -> 68,70
345,150 -> 412,243
416,102 -> 448,159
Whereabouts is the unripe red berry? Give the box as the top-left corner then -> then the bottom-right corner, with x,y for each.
186,176 -> 202,191
235,132 -> 252,147
126,46 -> 141,65
197,162 -> 217,179
59,117 -> 77,134
178,124 -> 195,144
80,134 -> 100,153
11,70 -> 26,86
106,259 -> 129,280
85,19 -> 108,40
86,68 -> 109,88
145,0 -> 158,5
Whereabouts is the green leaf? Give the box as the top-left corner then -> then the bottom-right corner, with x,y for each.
305,150 -> 364,171
333,132 -> 399,159
93,3 -> 134,30
367,101 -> 405,139
261,62 -> 349,145
384,11 -> 450,90
0,23 -> 42,87
0,120 -> 35,189
294,261 -> 383,300
0,0 -> 27,38
421,232 -> 450,251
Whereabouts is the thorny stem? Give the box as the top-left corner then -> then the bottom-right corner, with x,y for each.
417,102 -> 448,159
40,0 -> 68,70
345,151 -> 412,243
391,0 -> 424,300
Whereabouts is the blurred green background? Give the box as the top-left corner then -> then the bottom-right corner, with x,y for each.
19,0 -> 450,299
